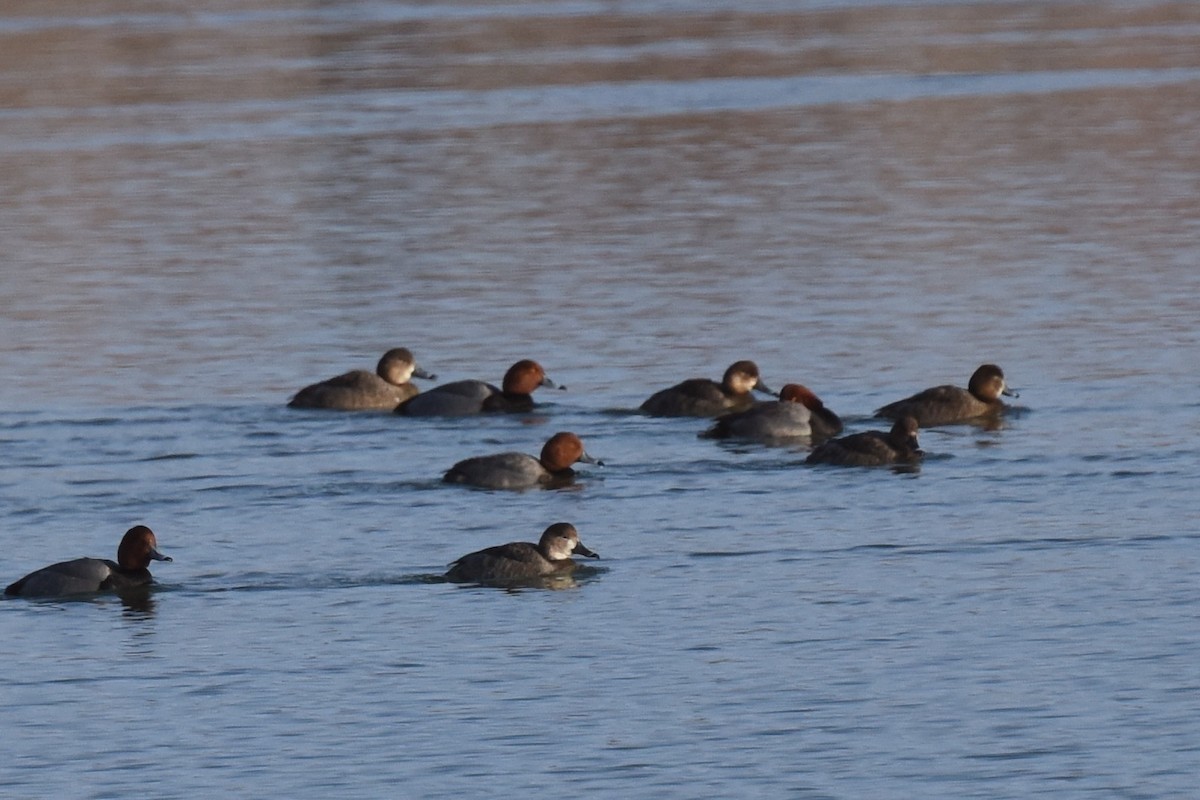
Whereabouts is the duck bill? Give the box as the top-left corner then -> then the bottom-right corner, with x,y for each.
579,450 -> 605,467
573,542 -> 599,559
414,367 -> 437,381
541,375 -> 567,391
753,382 -> 777,398
149,547 -> 173,563
1002,386 -> 1019,399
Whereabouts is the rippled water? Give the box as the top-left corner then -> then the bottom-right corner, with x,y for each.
3,1 -> 1200,797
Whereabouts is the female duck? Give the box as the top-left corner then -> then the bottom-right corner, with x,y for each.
446,522 -> 599,584
398,359 -> 560,416
5,525 -> 172,598
289,348 -> 435,411
805,417 -> 923,468
443,431 -> 602,490
640,360 -> 775,417
875,364 -> 1017,427
703,383 -> 843,443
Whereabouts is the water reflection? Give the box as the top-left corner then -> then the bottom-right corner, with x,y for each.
449,566 -> 607,593
453,575 -> 581,592
117,588 -> 159,617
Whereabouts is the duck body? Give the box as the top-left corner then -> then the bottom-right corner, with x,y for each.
446,523 -> 598,584
641,360 -> 774,417
443,452 -> 569,490
704,384 -> 842,443
442,432 -> 600,490
5,557 -> 152,596
806,417 -> 923,468
289,370 -> 418,411
5,525 -> 172,598
289,348 -> 434,411
875,364 -> 1016,427
399,360 -> 556,417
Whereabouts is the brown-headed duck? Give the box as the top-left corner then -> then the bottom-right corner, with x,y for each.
5,525 -> 172,598
398,359 -> 560,416
703,383 -> 843,443
443,432 -> 601,490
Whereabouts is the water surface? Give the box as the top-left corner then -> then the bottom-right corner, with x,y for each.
2,1 -> 1200,797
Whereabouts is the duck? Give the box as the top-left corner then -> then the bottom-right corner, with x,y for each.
446,522 -> 598,584
703,383 -> 843,443
875,364 -> 1017,427
288,348 -> 435,411
5,525 -> 172,598
640,360 -> 774,417
398,359 -> 560,416
805,416 -> 922,467
443,432 -> 601,490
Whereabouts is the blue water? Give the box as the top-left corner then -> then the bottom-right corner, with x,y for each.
3,1 -> 1200,797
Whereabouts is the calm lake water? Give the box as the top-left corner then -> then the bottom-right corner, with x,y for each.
3,1 -> 1200,797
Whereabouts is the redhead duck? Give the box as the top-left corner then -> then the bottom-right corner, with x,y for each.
443,432 -> 601,490
875,364 -> 1017,427
288,348 -> 435,411
640,360 -> 774,417
446,522 -> 598,584
398,359 -> 560,416
5,525 -> 172,598
805,417 -> 922,467
703,383 -> 843,443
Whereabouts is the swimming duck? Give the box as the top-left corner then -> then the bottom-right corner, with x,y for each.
805,417 -> 922,467
443,432 -> 601,490
446,522 -> 598,584
398,359 -> 560,416
288,348 -> 435,411
5,525 -> 172,598
703,383 -> 843,443
875,364 -> 1017,427
640,360 -> 774,417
